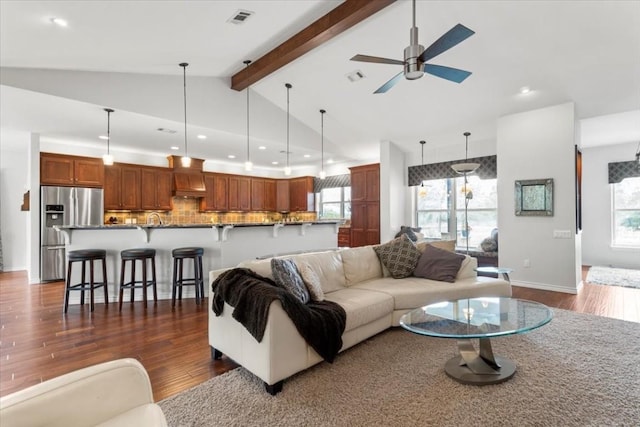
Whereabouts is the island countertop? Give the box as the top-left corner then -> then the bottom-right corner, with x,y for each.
55,220 -> 343,230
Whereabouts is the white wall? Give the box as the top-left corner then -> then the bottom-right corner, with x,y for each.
0,131 -> 29,272
380,141 -> 406,243
582,142 -> 640,268
497,102 -> 581,293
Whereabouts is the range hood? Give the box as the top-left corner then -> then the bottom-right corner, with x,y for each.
168,155 -> 206,198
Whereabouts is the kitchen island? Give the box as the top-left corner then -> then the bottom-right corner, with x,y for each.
55,221 -> 342,305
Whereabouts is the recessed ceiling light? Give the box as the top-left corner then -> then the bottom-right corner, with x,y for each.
519,86 -> 531,95
303,154 -> 311,158
258,146 -> 266,150
170,146 -> 180,151
327,159 -> 334,164
50,17 -> 68,27
228,155 -> 236,159
272,161 -> 279,165
157,127 -> 177,134
197,134 -> 207,140
98,135 -> 108,140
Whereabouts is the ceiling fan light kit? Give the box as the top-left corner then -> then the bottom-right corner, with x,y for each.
351,0 -> 474,93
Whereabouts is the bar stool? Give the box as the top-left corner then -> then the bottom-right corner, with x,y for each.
119,248 -> 158,310
64,249 -> 108,313
171,247 -> 204,306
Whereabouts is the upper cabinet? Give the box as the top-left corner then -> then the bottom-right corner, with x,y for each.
140,167 -> 172,211
289,176 -> 315,212
276,180 -> 290,212
228,175 -> 251,211
350,163 -> 379,202
201,173 -> 229,212
350,163 -> 380,247
250,178 -> 277,211
41,153 -> 104,187
104,164 -> 141,210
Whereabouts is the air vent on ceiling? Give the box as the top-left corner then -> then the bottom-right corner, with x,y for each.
346,70 -> 365,82
157,128 -> 177,134
227,9 -> 254,25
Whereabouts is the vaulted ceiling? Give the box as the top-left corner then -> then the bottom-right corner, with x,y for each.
2,1 -> 639,172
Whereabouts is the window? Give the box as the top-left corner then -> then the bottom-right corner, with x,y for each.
416,177 -> 497,249
317,187 -> 351,219
612,176 -> 640,247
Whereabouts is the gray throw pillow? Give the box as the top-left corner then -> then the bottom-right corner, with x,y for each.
271,258 -> 310,304
480,237 -> 498,252
413,244 -> 466,283
394,227 -> 418,242
373,234 -> 421,279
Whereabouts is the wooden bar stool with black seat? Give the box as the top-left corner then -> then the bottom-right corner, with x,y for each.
119,248 -> 158,310
171,247 -> 204,306
64,249 -> 108,313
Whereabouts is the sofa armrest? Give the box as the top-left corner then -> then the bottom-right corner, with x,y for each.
0,358 -> 166,427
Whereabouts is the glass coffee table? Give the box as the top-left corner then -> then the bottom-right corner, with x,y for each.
400,297 -> 552,385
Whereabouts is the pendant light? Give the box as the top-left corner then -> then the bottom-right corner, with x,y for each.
417,140 -> 427,197
102,108 -> 114,166
635,141 -> 640,171
451,131 -> 479,174
284,83 -> 292,176
179,62 -> 191,168
319,109 -> 326,180
244,60 -> 253,171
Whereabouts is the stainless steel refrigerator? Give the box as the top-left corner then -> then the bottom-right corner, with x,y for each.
41,186 -> 104,281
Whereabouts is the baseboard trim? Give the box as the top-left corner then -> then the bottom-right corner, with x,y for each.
511,280 -> 580,295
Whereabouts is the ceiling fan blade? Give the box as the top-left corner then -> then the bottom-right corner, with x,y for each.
418,23 -> 475,63
374,71 -> 404,94
351,54 -> 404,66
424,64 -> 472,83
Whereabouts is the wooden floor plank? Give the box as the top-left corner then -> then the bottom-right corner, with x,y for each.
1,268 -> 638,400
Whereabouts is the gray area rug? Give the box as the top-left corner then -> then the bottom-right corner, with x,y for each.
587,266 -> 640,288
160,309 -> 640,426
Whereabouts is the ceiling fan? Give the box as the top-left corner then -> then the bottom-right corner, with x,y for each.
351,0 -> 475,94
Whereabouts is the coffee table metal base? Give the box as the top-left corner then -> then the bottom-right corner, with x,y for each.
444,338 -> 516,385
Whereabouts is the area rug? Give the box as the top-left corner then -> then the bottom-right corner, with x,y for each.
159,309 -> 640,427
586,266 -> 640,288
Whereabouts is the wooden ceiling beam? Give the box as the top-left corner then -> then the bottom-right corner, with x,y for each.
231,0 -> 397,91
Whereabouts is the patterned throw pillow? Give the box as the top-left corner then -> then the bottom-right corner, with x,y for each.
271,258 -> 310,304
295,261 -> 324,302
373,234 -> 421,279
413,244 -> 466,283
416,239 -> 456,253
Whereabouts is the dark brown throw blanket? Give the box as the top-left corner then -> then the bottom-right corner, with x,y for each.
211,268 -> 346,363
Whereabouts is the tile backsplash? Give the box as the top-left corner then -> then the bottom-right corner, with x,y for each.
105,198 -> 317,225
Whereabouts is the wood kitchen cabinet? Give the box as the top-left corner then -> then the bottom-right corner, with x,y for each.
40,153 -> 104,187
201,173 -> 230,212
104,163 -> 141,210
228,175 -> 251,211
350,164 -> 380,247
338,227 -> 351,247
289,176 -> 315,212
250,178 -> 277,211
276,180 -> 290,212
140,167 -> 172,211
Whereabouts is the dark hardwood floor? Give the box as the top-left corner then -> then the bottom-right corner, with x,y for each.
1,267 -> 638,401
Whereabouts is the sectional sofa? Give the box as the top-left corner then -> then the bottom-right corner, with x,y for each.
208,243 -> 512,394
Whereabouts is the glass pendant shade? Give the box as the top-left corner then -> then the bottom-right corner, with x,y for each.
102,153 -> 114,166
319,170 -> 327,180
284,166 -> 292,176
451,132 -> 479,174
181,156 -> 191,168
245,161 -> 253,171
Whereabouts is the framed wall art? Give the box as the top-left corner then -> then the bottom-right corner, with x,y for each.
515,178 -> 553,216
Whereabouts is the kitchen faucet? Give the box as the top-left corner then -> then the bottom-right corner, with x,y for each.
147,212 -> 162,225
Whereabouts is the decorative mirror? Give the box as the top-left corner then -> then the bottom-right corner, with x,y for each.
515,178 -> 553,216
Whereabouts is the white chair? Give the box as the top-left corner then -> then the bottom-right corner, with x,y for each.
0,358 -> 167,427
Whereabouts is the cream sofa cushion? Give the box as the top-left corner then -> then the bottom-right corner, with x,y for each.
293,251 -> 346,293
456,255 -> 476,279
341,246 -> 383,286
237,258 -> 274,280
324,288 -> 393,332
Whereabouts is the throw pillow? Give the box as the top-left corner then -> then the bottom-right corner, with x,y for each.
295,261 -> 324,302
480,237 -> 498,252
271,258 -> 310,304
373,234 -> 421,279
413,244 -> 466,283
394,226 -> 421,242
416,239 -> 456,253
